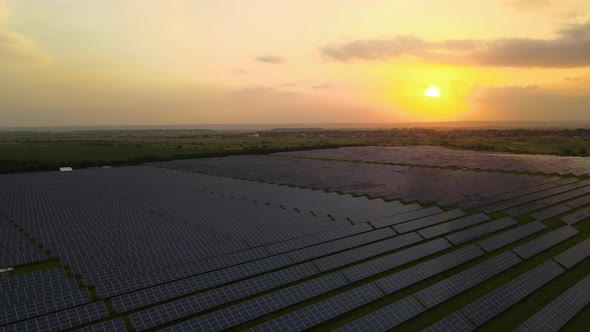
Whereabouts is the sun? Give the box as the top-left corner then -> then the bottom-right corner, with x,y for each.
425,86 -> 441,98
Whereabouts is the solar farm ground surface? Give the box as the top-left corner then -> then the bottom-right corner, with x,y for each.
1,145 -> 589,331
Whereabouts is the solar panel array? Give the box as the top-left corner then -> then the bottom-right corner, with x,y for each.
0,217 -> 46,268
512,225 -> 579,259
148,155 -> 586,208
275,145 -> 590,176
445,217 -> 517,245
459,260 -> 565,326
553,237 -> 590,268
247,283 -> 384,332
0,145 -> 589,331
476,221 -> 546,252
335,296 -> 426,332
515,274 -> 590,332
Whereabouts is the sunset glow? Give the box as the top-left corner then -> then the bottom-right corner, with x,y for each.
1,0 -> 590,126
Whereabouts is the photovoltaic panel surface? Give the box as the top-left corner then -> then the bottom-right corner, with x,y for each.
374,245 -> 484,294
460,260 -> 564,326
512,225 -> 578,259
246,283 -> 384,332
414,251 -> 522,309
445,217 -> 516,245
515,274 -> 590,332
334,296 -> 426,332
553,237 -> 590,269
1,146 -> 589,331
476,221 -> 546,252
341,238 -> 451,282
423,312 -> 476,332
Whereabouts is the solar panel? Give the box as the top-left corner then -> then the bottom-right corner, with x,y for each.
0,251 -> 47,268
159,272 -> 349,332
342,238 -> 452,282
375,245 -> 484,294
99,253 -> 293,298
460,260 -> 564,326
505,201 -> 547,217
531,204 -> 571,221
561,206 -> 590,225
312,232 -> 423,272
371,207 -> 443,228
74,318 -> 127,332
334,296 -> 425,332
127,263 -> 318,329
287,228 -> 396,262
0,268 -> 65,289
515,274 -> 590,332
553,237 -> 590,269
393,209 -> 465,234
542,187 -> 589,205
566,194 -> 590,208
1,277 -> 80,307
423,312 -> 476,332
418,213 -> 489,239
513,225 -> 578,259
477,221 -> 546,252
415,251 -> 522,308
247,283 -> 384,332
0,302 -> 108,332
2,149 -> 590,332
0,288 -> 91,325
264,223 -> 372,255
445,217 -> 516,245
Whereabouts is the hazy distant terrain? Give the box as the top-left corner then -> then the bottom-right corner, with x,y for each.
3,121 -> 590,132
0,127 -> 588,174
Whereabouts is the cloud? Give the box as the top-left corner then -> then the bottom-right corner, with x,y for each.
255,55 -> 285,64
312,83 -> 333,89
230,85 -> 299,99
503,0 -> 552,11
0,28 -> 50,65
321,21 -> 590,68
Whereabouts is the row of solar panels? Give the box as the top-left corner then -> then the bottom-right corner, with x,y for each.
136,227 -> 588,332
0,266 -> 95,328
1,163 -> 589,331
113,220 -> 569,330
162,158 -> 590,232
275,146 -> 590,176
2,222 -> 585,332
148,156 -> 590,213
0,219 -> 46,268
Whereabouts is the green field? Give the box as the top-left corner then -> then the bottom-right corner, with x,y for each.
1,132 -> 589,174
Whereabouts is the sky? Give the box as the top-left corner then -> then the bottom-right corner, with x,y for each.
1,0 -> 590,126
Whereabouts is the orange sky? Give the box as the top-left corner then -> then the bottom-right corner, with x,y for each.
1,0 -> 590,126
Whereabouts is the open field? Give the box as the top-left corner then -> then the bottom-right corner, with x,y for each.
1,146 -> 589,331
0,129 -> 589,174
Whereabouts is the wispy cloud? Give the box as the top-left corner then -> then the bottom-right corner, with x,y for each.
255,55 -> 285,64
321,21 -> 590,68
0,28 -> 50,65
312,83 -> 333,89
503,0 -> 552,11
